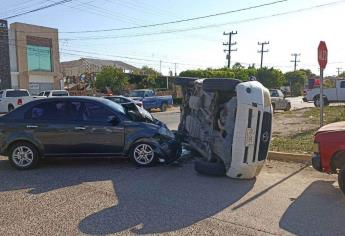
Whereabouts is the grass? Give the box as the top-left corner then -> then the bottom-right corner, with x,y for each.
270,106 -> 345,154
270,129 -> 316,154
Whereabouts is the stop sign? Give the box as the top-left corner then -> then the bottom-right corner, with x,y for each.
318,41 -> 328,69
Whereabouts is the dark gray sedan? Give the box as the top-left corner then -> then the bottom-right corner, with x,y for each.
0,97 -> 180,170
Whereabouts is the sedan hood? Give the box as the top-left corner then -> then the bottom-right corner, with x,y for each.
317,121 -> 345,133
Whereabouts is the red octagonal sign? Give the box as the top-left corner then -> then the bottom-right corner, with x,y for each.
318,41 -> 328,69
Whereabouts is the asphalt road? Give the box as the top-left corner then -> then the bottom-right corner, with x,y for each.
0,156 -> 344,235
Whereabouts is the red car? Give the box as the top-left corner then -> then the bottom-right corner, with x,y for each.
312,121 -> 345,194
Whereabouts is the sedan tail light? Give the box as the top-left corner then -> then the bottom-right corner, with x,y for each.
17,99 -> 23,105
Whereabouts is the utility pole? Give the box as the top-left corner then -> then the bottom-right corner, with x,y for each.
257,41 -> 269,68
223,31 -> 237,68
159,60 -> 162,74
337,67 -> 342,76
174,63 -> 177,77
290,53 -> 301,71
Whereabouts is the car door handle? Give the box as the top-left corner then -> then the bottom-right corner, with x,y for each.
26,125 -> 38,129
74,126 -> 86,130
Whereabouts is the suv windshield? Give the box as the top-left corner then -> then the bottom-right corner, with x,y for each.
129,91 -> 145,97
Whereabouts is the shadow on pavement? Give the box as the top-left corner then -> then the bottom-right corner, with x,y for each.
0,158 -> 255,235
280,180 -> 345,236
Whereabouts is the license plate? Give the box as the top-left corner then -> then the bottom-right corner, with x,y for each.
245,128 -> 255,146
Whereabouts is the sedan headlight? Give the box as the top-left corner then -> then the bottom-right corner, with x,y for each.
158,127 -> 175,139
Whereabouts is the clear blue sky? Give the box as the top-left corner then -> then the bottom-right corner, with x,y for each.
1,0 -> 345,76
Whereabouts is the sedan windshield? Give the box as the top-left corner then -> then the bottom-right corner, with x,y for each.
128,91 -> 145,97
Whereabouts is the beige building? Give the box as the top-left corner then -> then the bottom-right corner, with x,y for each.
61,58 -> 138,77
9,22 -> 62,94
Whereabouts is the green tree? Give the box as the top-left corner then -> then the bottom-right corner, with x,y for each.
232,62 -> 244,69
338,71 -> 345,78
95,66 -> 128,93
140,66 -> 160,88
285,70 -> 307,96
256,67 -> 285,88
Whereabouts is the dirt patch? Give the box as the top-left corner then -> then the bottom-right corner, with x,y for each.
273,109 -> 319,137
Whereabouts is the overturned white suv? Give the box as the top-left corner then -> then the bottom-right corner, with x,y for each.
176,77 -> 272,179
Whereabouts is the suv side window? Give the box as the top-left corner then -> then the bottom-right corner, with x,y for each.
25,101 -> 67,121
44,91 -> 50,97
83,102 -> 115,123
340,81 -> 345,88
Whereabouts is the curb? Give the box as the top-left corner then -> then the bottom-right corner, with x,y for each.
268,151 -> 311,163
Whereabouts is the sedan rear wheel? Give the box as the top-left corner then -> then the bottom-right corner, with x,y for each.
9,142 -> 39,170
130,143 -> 156,167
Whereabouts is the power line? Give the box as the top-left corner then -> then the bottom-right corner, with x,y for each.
2,0 -> 74,19
258,41 -> 270,68
3,0 -> 343,40
291,53 -> 301,71
59,0 -> 288,33
223,31 -> 237,68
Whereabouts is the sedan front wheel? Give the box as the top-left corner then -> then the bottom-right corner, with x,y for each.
130,143 -> 157,167
8,142 -> 39,170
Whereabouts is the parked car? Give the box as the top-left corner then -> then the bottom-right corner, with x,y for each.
128,89 -> 173,112
0,89 -> 43,113
104,95 -> 143,107
38,90 -> 69,97
269,89 -> 291,111
303,79 -> 345,107
175,77 -> 272,179
312,121 -> 345,194
0,97 -> 181,170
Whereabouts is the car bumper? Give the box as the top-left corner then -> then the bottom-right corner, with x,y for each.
155,139 -> 182,164
312,153 -> 322,172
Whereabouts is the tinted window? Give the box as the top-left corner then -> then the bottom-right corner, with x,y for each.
6,90 -> 29,97
83,102 -> 114,122
27,45 -> 52,72
38,92 -> 44,96
25,101 -> 67,120
52,91 -> 69,96
0,91 -> 3,98
341,81 -> 345,88
106,97 -> 122,103
44,91 -> 50,97
270,90 -> 279,97
66,101 -> 83,121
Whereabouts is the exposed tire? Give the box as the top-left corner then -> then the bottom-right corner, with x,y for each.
194,160 -> 226,176
174,77 -> 198,87
8,104 -> 14,112
314,96 -> 329,107
284,103 -> 291,111
202,78 -> 241,92
8,141 -> 39,170
338,166 -> 345,195
160,103 -> 168,112
130,142 -> 157,167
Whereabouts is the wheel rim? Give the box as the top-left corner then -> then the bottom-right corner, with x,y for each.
12,146 -> 34,167
133,144 -> 154,165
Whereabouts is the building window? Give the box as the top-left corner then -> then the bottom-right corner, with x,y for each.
27,45 -> 52,72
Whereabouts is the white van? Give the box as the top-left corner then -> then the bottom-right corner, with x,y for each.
176,78 -> 272,179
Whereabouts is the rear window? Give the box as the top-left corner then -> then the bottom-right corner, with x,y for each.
52,91 -> 69,96
25,101 -> 67,120
6,90 -> 29,97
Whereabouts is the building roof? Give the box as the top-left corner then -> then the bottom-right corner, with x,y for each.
61,58 -> 138,71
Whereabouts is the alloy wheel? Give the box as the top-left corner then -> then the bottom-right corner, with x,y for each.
133,144 -> 154,165
12,146 -> 34,168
